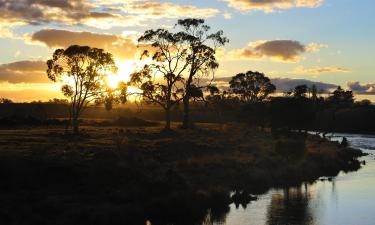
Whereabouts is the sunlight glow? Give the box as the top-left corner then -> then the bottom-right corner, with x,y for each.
106,60 -> 138,89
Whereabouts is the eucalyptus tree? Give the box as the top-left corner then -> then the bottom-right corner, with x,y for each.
47,45 -> 126,134
135,19 -> 228,129
177,18 -> 229,128
132,29 -> 187,130
229,71 -> 276,103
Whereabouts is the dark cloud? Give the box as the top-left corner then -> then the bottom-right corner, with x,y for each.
347,81 -> 375,95
255,40 -> 305,61
0,60 -> 48,83
0,0 -> 99,25
228,40 -> 326,63
30,29 -> 138,59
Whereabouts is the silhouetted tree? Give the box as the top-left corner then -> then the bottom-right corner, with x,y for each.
229,71 -> 276,103
47,45 -> 126,134
177,18 -> 229,128
327,86 -> 354,106
136,18 -> 228,129
310,84 -> 318,100
0,98 -> 13,104
269,96 -> 315,133
205,86 -> 235,126
288,84 -> 308,98
134,29 -> 187,130
48,98 -> 69,104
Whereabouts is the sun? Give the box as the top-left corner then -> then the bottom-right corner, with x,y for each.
106,60 -> 136,89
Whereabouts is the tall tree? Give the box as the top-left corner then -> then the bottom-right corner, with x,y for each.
47,45 -> 126,134
177,18 -> 229,128
229,71 -> 276,103
133,29 -> 187,130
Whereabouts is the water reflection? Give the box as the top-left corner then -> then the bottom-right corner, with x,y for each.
147,134 -> 374,225
266,186 -> 313,225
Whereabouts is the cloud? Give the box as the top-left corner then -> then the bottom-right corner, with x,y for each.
0,25 -> 13,38
29,29 -> 139,60
223,12 -> 233,19
227,40 -> 326,63
305,43 -> 328,52
0,0 -> 99,25
347,81 -> 375,95
271,77 -> 336,93
203,76 -> 336,93
122,1 -> 220,19
0,0 -> 220,29
0,60 -> 49,83
293,66 -> 351,75
223,0 -> 323,12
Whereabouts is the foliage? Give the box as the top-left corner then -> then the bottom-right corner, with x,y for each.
176,18 -> 229,128
287,84 -> 308,98
46,45 -> 126,133
133,28 -> 188,130
229,71 -> 276,103
327,86 -> 354,106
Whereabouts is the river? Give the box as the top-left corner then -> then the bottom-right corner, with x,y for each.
205,133 -> 375,225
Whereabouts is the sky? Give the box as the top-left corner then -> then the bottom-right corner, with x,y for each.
0,0 -> 374,102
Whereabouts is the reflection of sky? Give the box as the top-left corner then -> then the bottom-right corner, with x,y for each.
217,134 -> 375,225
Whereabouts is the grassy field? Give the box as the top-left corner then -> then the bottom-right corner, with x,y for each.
0,122 -> 365,225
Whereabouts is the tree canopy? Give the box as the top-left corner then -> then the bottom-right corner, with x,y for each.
229,71 -> 276,103
47,45 -> 126,133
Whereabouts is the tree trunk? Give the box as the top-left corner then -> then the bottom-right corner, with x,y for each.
72,115 -> 79,134
165,107 -> 171,130
182,94 -> 190,128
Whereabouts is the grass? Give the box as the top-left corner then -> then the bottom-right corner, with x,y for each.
0,122 -> 365,225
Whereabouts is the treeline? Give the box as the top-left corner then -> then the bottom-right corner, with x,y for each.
204,71 -> 375,134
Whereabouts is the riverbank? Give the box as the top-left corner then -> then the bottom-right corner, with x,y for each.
0,123 -> 366,225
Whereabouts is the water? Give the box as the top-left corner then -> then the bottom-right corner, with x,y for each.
213,133 -> 375,225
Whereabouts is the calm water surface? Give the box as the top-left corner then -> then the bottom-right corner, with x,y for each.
209,133 -> 375,225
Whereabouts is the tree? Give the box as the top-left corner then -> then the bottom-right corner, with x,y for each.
327,86 -> 354,106
177,18 -> 229,128
310,84 -> 318,100
47,45 -> 126,134
135,19 -> 228,129
229,71 -> 276,103
288,84 -> 308,98
205,86 -> 233,126
133,29 -> 186,130
0,98 -> 13,104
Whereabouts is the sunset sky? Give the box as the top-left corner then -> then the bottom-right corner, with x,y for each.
0,0 -> 374,102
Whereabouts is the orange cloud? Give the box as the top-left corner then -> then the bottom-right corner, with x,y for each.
293,66 -> 351,75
